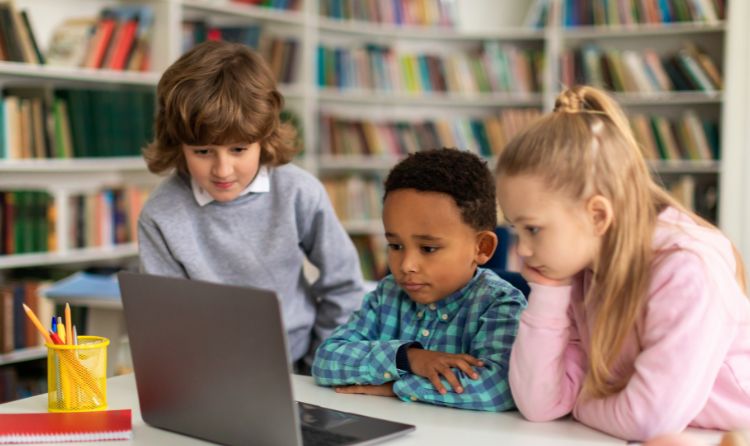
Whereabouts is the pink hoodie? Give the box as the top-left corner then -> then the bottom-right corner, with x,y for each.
508,208 -> 750,441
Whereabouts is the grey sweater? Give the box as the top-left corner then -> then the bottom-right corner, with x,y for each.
137,164 -> 365,361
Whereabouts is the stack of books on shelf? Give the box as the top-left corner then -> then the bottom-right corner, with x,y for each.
0,280 -> 54,354
560,42 -> 722,93
323,176 -> 383,223
319,0 -> 457,27
319,110 -> 542,158
44,5 -> 153,72
560,0 -> 725,26
0,191 -> 53,255
317,42 -> 542,95
232,0 -> 301,11
181,22 -> 299,84
0,186 -> 150,256
630,111 -> 718,161
66,187 -> 151,251
0,88 -> 155,160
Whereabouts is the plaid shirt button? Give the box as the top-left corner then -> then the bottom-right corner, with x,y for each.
384,372 -> 392,379
441,313 -> 448,321
429,304 -> 437,310
417,311 -> 424,318
410,395 -> 418,401
421,329 -> 430,337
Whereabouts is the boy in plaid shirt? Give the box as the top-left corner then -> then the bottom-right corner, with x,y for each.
312,148 -> 526,412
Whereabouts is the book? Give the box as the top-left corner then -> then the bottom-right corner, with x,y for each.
44,18 -> 96,68
83,14 -> 116,69
18,10 -> 43,64
43,271 -> 120,301
0,4 -> 25,63
0,409 -> 132,443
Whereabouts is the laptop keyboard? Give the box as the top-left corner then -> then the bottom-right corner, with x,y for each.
301,426 -> 359,446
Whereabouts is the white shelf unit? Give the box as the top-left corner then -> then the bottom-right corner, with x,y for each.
0,165 -> 157,266
0,1 -> 170,271
310,1 -> 736,234
552,10 -> 727,228
0,0 -> 169,380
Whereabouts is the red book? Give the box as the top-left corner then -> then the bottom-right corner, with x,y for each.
106,19 -> 138,70
84,18 -> 116,69
0,409 -> 132,443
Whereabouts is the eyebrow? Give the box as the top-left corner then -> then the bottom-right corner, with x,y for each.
384,232 -> 442,242
505,215 -> 533,225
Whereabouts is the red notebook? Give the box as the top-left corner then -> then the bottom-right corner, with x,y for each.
0,409 -> 132,443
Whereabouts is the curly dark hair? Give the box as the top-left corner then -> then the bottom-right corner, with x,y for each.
384,148 -> 497,231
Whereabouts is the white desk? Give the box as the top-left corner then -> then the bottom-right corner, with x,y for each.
0,374 -> 628,445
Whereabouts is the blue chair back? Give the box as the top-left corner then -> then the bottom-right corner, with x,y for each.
483,227 -> 530,298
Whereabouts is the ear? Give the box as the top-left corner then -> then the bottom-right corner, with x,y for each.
586,195 -> 613,236
475,230 -> 499,265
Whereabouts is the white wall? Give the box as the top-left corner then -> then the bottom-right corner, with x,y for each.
720,0 -> 750,264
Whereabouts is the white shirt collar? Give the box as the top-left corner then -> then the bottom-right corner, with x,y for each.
191,166 -> 270,206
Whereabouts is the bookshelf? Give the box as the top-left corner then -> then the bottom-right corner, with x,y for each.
315,2 -> 547,267
1,0 -> 750,394
311,0 -> 733,259
0,0 -> 168,399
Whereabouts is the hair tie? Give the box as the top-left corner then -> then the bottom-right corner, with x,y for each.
554,91 -> 584,113
554,90 -> 608,116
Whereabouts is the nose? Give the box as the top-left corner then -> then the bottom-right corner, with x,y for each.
516,236 -> 532,258
211,152 -> 233,178
399,249 -> 419,274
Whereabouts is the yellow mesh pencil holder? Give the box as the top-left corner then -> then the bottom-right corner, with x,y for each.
47,336 -> 109,412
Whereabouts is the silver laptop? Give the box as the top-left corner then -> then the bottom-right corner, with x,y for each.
118,272 -> 414,446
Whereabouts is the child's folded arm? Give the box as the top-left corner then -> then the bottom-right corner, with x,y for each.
508,283 -> 585,421
391,289 -> 526,412
392,356 -> 513,412
312,290 -> 405,386
312,338 -> 406,386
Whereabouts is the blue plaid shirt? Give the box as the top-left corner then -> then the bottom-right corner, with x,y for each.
312,268 -> 526,412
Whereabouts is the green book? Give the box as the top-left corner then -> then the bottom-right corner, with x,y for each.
61,90 -> 93,158
19,10 -> 45,64
91,90 -> 114,157
649,117 -> 669,160
468,57 -> 492,93
13,191 -> 25,254
470,119 -> 491,157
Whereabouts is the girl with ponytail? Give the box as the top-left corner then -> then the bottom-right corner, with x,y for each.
497,85 -> 750,441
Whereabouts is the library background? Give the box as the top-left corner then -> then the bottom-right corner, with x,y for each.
1,0 -> 749,403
